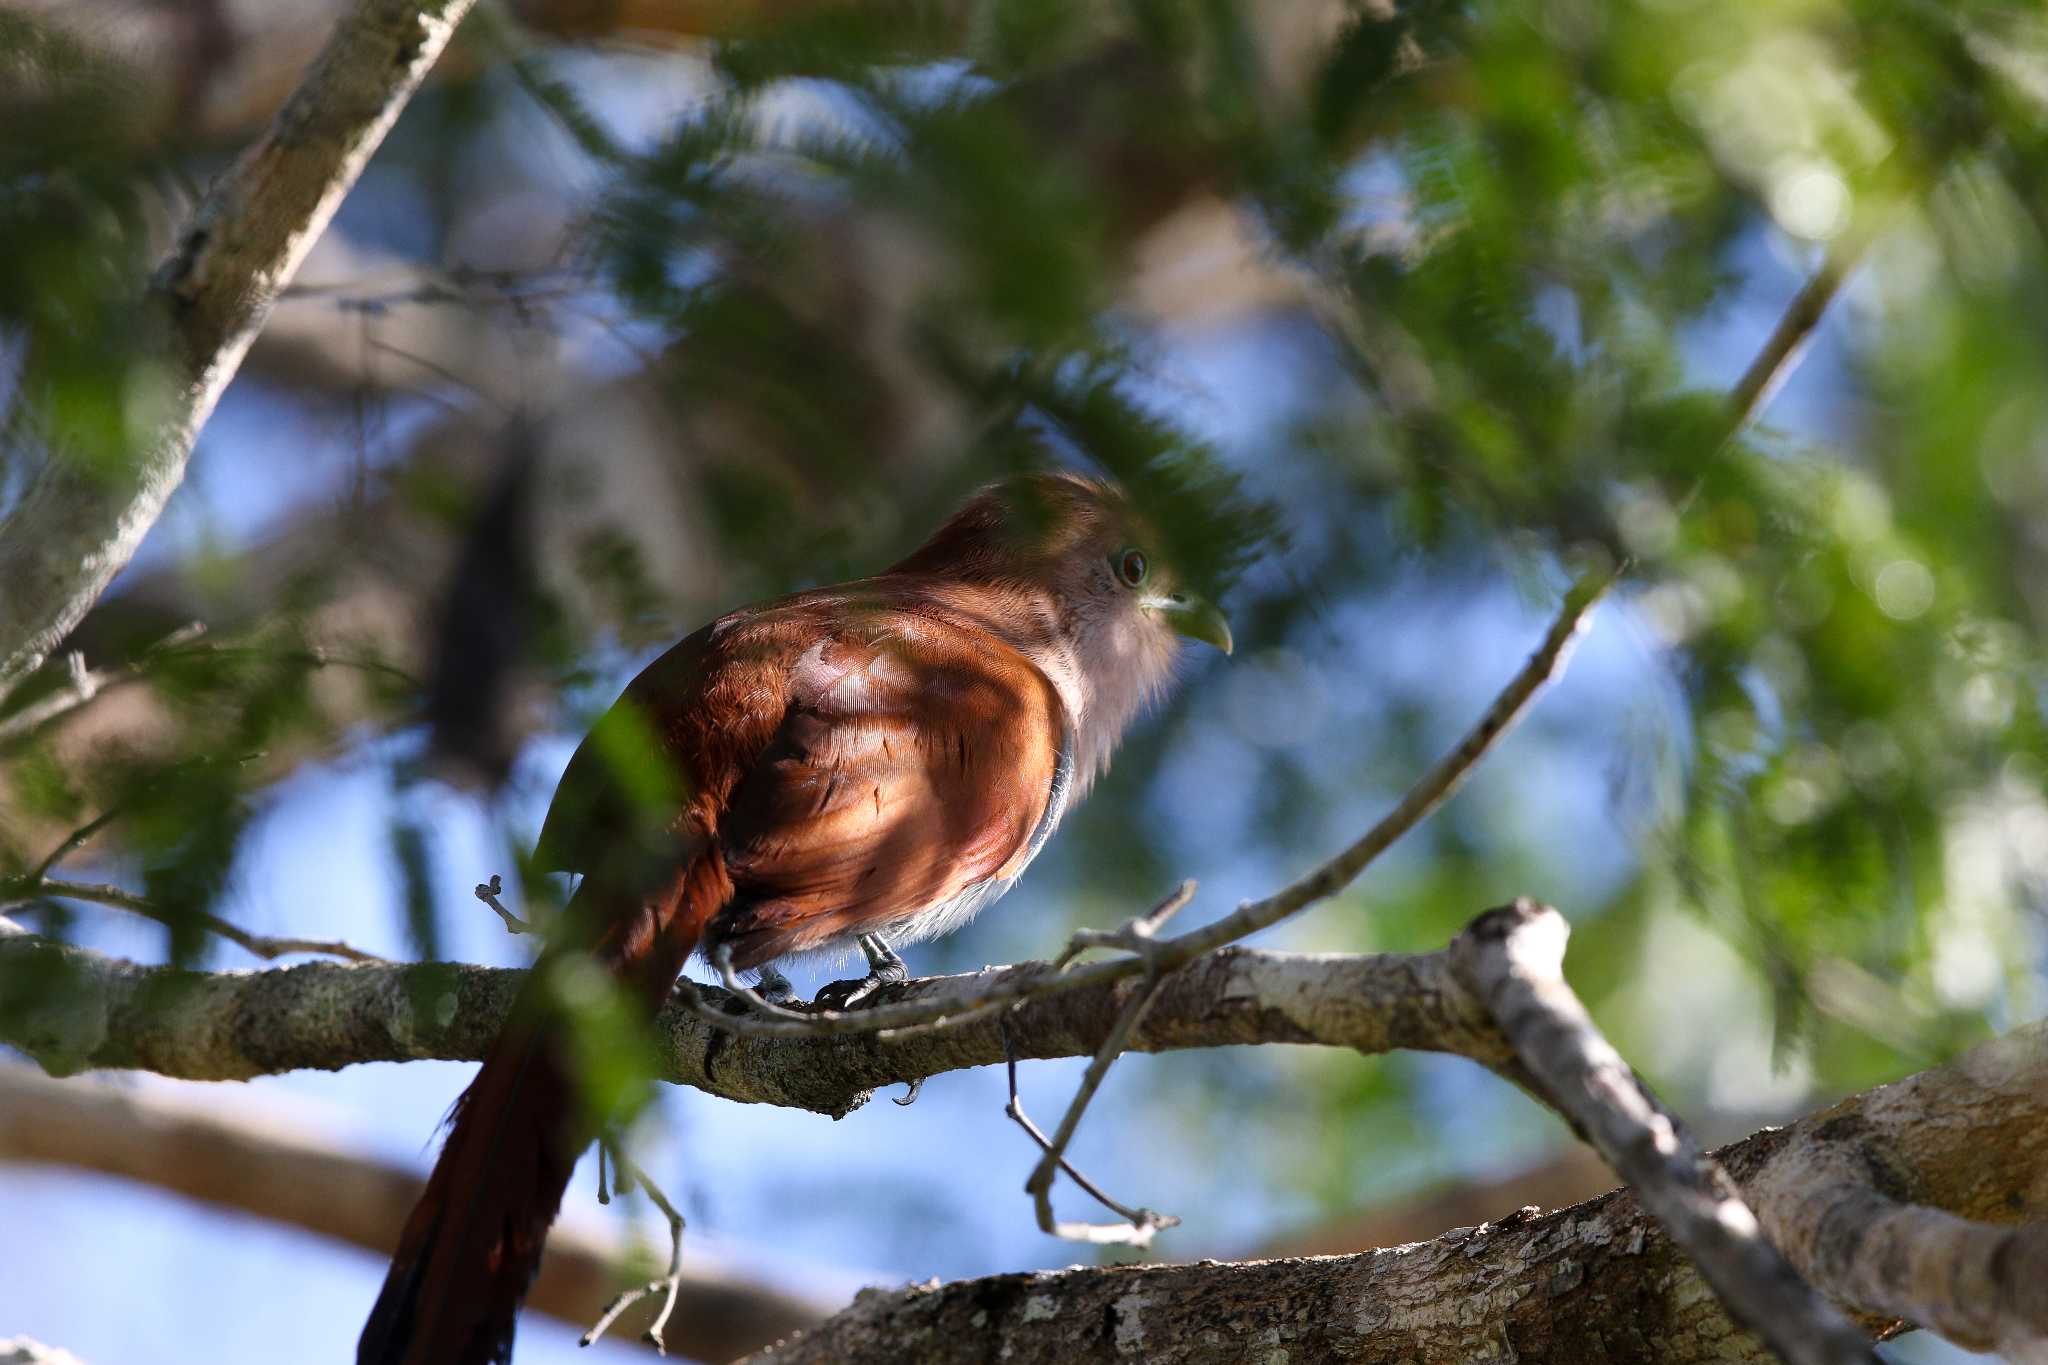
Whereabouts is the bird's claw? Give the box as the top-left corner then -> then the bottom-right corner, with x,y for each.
812,963 -> 906,1011
812,973 -> 882,1011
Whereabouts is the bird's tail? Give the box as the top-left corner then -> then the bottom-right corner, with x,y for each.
359,856 -> 727,1365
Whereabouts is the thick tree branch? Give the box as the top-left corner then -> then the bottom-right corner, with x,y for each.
0,0 -> 478,691
0,1066 -> 828,1363
0,917 -> 1502,1104
747,1020 -> 2048,1365
1449,901 -> 1879,1365
1743,1043 -> 2048,1363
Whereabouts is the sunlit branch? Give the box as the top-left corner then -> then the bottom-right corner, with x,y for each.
1449,901 -> 1881,1365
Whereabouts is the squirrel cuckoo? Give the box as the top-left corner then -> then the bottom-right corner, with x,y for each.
358,472 -> 1232,1364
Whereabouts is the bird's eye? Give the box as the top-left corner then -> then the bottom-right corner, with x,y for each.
1115,548 -> 1149,587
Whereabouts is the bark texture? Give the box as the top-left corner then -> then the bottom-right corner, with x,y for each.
748,1022 -> 2048,1365
0,923 -> 1500,1113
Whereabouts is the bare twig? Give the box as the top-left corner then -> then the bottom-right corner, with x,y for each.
28,809 -> 125,884
1724,234 -> 1867,436
1002,986 -> 1180,1246
278,264 -> 593,310
156,641 -> 419,691
1449,900 -> 1882,1365
0,624 -> 207,747
0,878 -> 382,964
581,1145 -> 688,1355
475,874 -> 532,934
0,625 -> 414,751
995,881 -> 1195,1243
1054,879 -> 1196,968
1174,571 -> 1610,957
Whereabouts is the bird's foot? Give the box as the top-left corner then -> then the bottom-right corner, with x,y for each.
754,965 -> 796,1004
812,959 -> 908,1011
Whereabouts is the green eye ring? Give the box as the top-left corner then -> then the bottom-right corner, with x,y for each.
1114,548 -> 1149,587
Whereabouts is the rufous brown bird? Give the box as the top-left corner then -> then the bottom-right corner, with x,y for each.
358,471 -> 1233,1364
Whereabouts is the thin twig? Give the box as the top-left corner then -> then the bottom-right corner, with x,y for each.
0,624 -> 206,747
997,882 -> 1197,1244
1001,1009 -> 1179,1245
580,1144 -> 688,1355
0,652 -> 104,745
278,264 -> 592,309
1178,571 -> 1610,956
474,874 -> 532,934
1054,879 -> 1197,968
29,809 -> 126,884
1723,233 -> 1867,437
0,877 -> 383,963
0,626 -> 418,750
155,641 -> 420,691
1449,900 -> 1882,1365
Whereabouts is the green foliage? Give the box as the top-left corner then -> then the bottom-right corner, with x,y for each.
0,11 -> 176,479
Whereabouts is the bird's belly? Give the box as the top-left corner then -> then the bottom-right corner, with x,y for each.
885,874 -> 1016,948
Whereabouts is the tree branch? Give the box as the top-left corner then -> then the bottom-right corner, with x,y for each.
0,0 -> 479,691
0,916 -> 1502,1102
0,1065 -> 829,1363
1743,1046 -> 2048,1363
1449,901 -> 1880,1365
746,1020 -> 2048,1365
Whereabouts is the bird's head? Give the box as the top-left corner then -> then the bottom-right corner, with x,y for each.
894,471 -> 1234,657
889,469 -> 1242,786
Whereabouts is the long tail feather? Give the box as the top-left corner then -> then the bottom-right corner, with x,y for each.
360,858 -> 724,1365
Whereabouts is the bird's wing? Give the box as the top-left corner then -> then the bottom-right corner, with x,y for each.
711,606 -> 1066,968
531,620 -> 724,883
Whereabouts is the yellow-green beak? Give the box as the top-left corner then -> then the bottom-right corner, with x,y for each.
1151,591 -> 1233,655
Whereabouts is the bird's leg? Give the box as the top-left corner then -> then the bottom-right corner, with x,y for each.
707,942 -> 811,1020
753,963 -> 796,1004
813,932 -> 908,1010
861,932 -> 909,981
